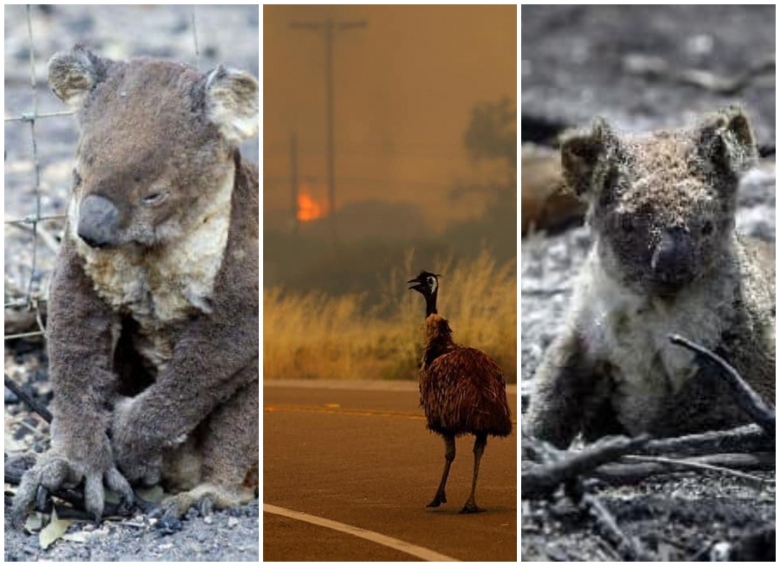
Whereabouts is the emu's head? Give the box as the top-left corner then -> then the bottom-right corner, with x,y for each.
408,270 -> 440,317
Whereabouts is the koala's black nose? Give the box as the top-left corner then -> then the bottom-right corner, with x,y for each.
651,228 -> 694,291
77,195 -> 120,248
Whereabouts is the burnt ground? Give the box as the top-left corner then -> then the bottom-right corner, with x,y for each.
521,5 -> 775,562
4,5 -> 258,561
521,5 -> 775,147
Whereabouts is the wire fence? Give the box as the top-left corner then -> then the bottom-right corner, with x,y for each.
3,5 -> 201,342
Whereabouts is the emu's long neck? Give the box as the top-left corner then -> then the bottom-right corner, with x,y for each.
422,312 -> 454,367
425,290 -> 438,318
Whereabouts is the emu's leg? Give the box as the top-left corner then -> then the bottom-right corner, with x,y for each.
460,433 -> 487,514
427,435 -> 455,508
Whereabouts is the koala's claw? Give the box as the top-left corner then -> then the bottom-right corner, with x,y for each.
197,495 -> 215,517
10,450 -> 135,528
155,510 -> 183,535
34,486 -> 50,514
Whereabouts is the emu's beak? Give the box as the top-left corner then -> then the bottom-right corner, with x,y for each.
407,276 -> 424,291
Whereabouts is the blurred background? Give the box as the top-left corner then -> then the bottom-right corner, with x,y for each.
263,5 -> 517,382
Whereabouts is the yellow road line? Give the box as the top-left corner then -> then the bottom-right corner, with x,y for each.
264,503 -> 459,562
264,404 -> 426,421
264,404 -> 518,426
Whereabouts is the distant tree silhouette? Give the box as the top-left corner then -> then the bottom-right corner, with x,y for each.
464,97 -> 517,173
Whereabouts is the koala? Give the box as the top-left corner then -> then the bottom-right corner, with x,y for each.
525,107 -> 775,448
11,46 -> 259,525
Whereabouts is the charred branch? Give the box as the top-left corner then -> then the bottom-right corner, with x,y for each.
594,452 -> 774,486
522,434 -> 649,499
636,424 -> 772,457
4,373 -> 52,423
669,334 -> 775,436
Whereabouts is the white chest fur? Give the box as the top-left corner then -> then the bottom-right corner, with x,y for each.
69,171 -> 233,334
572,249 -> 734,432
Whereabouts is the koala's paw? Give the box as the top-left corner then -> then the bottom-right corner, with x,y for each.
111,396 -> 163,486
10,448 -> 134,528
158,482 -> 256,521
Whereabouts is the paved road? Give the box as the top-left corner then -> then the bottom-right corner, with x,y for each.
263,381 -> 517,561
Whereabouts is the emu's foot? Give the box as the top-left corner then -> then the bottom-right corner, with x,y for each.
459,501 -> 485,514
426,491 -> 447,508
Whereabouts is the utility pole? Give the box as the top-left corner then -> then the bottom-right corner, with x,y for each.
290,133 -> 299,236
290,18 -> 367,250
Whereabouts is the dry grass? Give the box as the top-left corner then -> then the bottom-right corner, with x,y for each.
263,250 -> 517,382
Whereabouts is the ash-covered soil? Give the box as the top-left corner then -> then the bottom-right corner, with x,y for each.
522,5 -> 775,147
4,5 -> 258,561
522,473 -> 775,561
3,500 -> 260,562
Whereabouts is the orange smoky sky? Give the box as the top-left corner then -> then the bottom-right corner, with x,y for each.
263,4 -> 516,233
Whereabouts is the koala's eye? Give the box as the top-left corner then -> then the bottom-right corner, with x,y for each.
142,191 -> 169,206
603,168 -> 619,192
701,221 -> 714,236
598,168 -> 620,207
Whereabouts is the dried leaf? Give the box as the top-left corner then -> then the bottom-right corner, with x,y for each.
62,530 -> 92,544
137,484 -> 165,503
24,512 -> 43,533
39,508 -> 73,550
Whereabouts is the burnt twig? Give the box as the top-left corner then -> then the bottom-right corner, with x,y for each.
621,454 -> 772,486
593,452 -> 775,486
4,373 -> 52,423
669,334 -> 775,436
580,490 -> 652,561
523,433 -> 653,560
636,424 -> 772,457
522,434 -> 650,499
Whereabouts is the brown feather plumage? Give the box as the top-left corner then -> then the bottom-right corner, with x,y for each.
408,270 -> 511,512
420,314 -> 513,437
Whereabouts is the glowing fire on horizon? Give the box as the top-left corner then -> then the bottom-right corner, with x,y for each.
297,191 -> 327,222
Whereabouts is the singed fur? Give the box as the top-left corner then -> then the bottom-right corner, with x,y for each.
526,107 -> 775,448
11,46 -> 259,526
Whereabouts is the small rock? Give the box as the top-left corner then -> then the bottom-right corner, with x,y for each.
227,517 -> 239,528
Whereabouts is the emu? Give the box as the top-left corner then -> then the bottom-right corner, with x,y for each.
408,270 -> 512,513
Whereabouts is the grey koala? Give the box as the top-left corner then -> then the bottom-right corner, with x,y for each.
526,107 -> 775,448
12,46 -> 259,525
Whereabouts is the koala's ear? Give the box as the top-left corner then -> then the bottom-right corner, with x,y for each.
560,118 -> 617,197
205,65 -> 259,146
47,46 -> 107,108
697,106 -> 757,174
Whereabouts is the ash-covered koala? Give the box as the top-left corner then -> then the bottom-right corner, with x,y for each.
526,107 -> 775,448
12,46 -> 258,525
